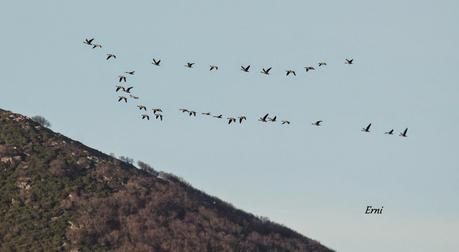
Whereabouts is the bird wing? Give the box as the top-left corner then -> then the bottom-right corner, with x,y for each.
262,113 -> 269,120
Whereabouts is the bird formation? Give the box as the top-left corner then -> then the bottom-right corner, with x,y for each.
83,37 -> 410,137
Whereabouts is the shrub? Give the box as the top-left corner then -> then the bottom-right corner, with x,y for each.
31,115 -> 51,128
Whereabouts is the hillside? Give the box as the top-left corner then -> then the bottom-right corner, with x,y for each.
0,108 -> 334,252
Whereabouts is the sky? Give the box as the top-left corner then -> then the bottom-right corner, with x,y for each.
1,0 -> 459,251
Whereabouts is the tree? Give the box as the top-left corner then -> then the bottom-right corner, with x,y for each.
31,115 -> 51,128
137,161 -> 158,176
119,156 -> 134,165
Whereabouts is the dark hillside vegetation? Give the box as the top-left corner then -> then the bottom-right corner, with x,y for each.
0,108 -> 334,252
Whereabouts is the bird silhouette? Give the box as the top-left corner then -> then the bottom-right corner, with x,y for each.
115,86 -> 125,92
362,123 -> 372,132
201,112 -> 211,116
227,117 -> 237,124
189,111 -> 197,117
385,129 -> 394,135
312,120 -> 323,126
84,38 -> 94,45
152,108 -> 162,114
318,62 -> 327,67
152,58 -> 161,66
129,94 -> 139,99
286,70 -> 296,76
92,44 -> 102,49
345,58 -> 354,64
125,71 -> 135,75
106,54 -> 116,60
141,114 -> 150,120
124,87 -> 133,93
399,128 -> 408,137
261,67 -> 272,75
304,66 -> 315,72
238,116 -> 246,123
268,116 -> 277,122
259,113 -> 269,122
241,65 -> 250,72
118,75 -> 127,82
213,114 -> 223,119
155,114 -> 163,121
209,65 -> 219,71
281,120 -> 290,125
180,108 -> 189,113
185,62 -> 195,68
118,96 -> 128,103
137,105 -> 147,111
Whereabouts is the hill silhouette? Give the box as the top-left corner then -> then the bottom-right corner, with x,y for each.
0,108 -> 334,252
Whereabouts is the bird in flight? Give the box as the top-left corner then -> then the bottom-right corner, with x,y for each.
281,120 -> 290,125
261,67 -> 272,75
115,85 -> 125,92
241,65 -> 250,72
209,65 -> 219,71
185,62 -> 195,68
119,75 -> 127,82
152,108 -> 162,114
129,94 -> 139,99
201,112 -> 211,116
362,123 -> 372,132
137,105 -> 147,111
268,116 -> 277,122
125,71 -> 135,75
227,117 -> 237,124
189,111 -> 197,117
345,58 -> 354,64
259,113 -> 269,122
155,114 -> 163,121
180,108 -> 189,113
399,128 -> 408,137
312,120 -> 323,126
106,54 -> 116,60
286,70 -> 296,76
92,44 -> 102,49
318,62 -> 327,67
213,114 -> 223,119
141,114 -> 150,120
124,87 -> 133,93
304,66 -> 315,72
152,58 -> 161,66
238,116 -> 246,123
84,38 -> 94,45
118,96 -> 128,103
385,129 -> 394,135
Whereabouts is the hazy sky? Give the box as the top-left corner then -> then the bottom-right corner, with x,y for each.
1,1 -> 459,251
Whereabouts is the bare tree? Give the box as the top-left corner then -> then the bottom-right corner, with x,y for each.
119,156 -> 134,165
137,161 -> 158,176
31,115 -> 51,127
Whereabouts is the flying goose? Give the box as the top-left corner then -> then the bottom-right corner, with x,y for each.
304,66 -> 315,72
125,71 -> 135,75
185,62 -> 195,68
261,67 -> 272,75
137,105 -> 147,111
124,87 -> 133,93
213,114 -> 223,119
227,117 -> 237,124
84,38 -> 94,45
318,62 -> 327,67
258,113 -> 269,122
241,65 -> 250,72
281,120 -> 290,125
268,116 -> 277,122
385,129 -> 394,135
115,85 -> 125,92
152,58 -> 161,66
189,111 -> 197,117
155,114 -> 163,121
362,123 -> 372,132
118,75 -> 127,82
399,128 -> 408,137
118,96 -> 128,103
286,70 -> 296,76
345,58 -> 354,64
106,54 -> 116,60
180,108 -> 189,113
209,65 -> 219,71
141,114 -> 150,120
129,94 -> 139,99
238,116 -> 246,123
152,108 -> 162,114
312,120 -> 323,126
201,112 -> 211,116
92,43 -> 102,49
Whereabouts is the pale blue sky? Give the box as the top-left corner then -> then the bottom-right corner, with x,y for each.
1,1 -> 459,251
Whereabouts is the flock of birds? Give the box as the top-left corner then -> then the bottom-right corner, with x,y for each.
83,37 -> 409,137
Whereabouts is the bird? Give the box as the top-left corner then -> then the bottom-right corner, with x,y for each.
137,105 -> 147,111
115,86 -> 125,92
286,70 -> 296,76
152,108 -> 162,114
399,128 -> 408,137
238,116 -> 246,123
124,87 -> 133,93
281,120 -> 290,125
129,94 -> 139,99
312,120 -> 323,126
209,65 -> 219,71
201,112 -> 211,116
84,38 -> 94,45
213,114 -> 223,119
92,44 -> 102,49
362,123 -> 372,132
118,96 -> 128,103
155,114 -> 163,121
258,113 -> 269,122
106,54 -> 116,60
180,108 -> 189,113
152,58 -> 161,66
227,117 -> 236,124
304,66 -> 315,72
268,116 -> 277,122
345,58 -> 354,64
185,62 -> 195,68
318,62 -> 327,67
118,75 -> 127,82
125,71 -> 135,75
189,111 -> 197,117
141,114 -> 150,120
241,65 -> 250,72
261,67 -> 272,75
385,129 -> 394,135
